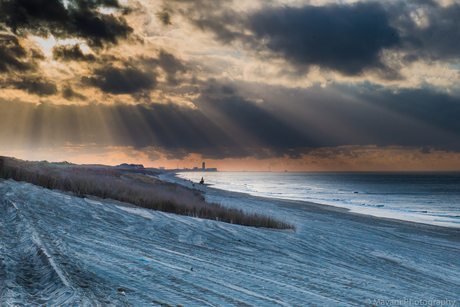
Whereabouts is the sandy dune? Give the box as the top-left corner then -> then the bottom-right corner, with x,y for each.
0,178 -> 459,306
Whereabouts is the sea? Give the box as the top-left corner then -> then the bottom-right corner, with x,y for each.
175,171 -> 460,228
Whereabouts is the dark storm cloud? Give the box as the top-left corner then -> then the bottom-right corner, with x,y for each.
393,2 -> 460,63
30,48 -> 45,60
157,51 -> 186,73
171,0 -> 460,77
70,7 -> 133,48
411,0 -> 438,6
1,0 -> 69,34
192,13 -> 247,45
0,34 -> 36,72
62,85 -> 87,101
0,0 -> 133,48
79,0 -> 123,9
80,52 -> 188,95
164,0 -> 248,44
170,1 -> 401,76
82,66 -> 157,95
167,0 -> 231,11
0,0 -> 138,97
157,51 -> 187,85
10,78 -> 58,96
156,9 -> 172,25
248,2 -> 400,76
53,44 -> 96,62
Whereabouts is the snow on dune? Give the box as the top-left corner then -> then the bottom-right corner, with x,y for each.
0,179 -> 459,306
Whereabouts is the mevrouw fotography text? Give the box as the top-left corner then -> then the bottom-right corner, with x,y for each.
369,298 -> 456,306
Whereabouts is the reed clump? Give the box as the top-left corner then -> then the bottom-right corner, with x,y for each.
0,157 -> 295,230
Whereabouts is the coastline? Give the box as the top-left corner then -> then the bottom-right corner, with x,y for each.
170,171 -> 460,229
162,172 -> 460,239
2,176 -> 460,305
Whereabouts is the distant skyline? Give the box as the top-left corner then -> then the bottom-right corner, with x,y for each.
1,0 -> 460,171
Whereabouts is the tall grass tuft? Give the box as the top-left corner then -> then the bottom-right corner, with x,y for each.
0,157 -> 295,230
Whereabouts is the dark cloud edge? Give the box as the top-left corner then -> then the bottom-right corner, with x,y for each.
165,0 -> 460,79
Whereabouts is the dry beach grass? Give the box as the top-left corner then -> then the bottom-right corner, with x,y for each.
0,156 -> 295,230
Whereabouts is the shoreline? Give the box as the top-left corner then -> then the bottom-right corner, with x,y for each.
2,174 -> 459,305
162,172 -> 460,239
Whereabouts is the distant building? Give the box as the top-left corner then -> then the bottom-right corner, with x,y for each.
178,166 -> 217,172
202,162 -> 205,169
159,167 -> 165,170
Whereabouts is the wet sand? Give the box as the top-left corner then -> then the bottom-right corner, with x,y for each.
167,172 -> 460,241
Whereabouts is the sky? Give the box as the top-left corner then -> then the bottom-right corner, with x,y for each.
1,0 -> 460,171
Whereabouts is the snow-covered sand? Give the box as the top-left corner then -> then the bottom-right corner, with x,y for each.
0,178 -> 459,306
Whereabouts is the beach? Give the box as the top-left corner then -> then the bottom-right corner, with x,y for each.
1,177 -> 459,306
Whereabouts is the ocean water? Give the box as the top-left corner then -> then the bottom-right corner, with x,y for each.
176,171 -> 460,228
